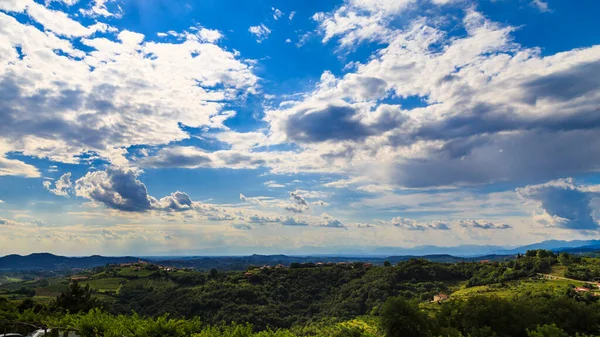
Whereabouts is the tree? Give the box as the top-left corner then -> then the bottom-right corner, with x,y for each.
379,297 -> 430,337
527,324 -> 569,337
384,260 -> 392,267
53,281 -> 100,313
558,253 -> 571,266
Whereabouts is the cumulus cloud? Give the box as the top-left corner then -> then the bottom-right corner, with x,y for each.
263,7 -> 600,189
74,167 -> 198,212
249,24 -> 271,43
0,7 -> 257,176
311,0 -> 415,48
43,172 -> 72,197
517,178 -> 600,230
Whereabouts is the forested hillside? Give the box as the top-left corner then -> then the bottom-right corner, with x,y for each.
1,250 -> 600,336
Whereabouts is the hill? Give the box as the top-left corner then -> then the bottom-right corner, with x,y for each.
0,253 -> 142,270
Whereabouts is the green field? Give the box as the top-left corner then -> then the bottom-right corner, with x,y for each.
80,277 -> 126,292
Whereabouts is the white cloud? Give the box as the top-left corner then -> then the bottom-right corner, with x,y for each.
0,8 -> 257,176
312,0 -> 416,48
288,11 -> 296,20
43,172 -> 72,197
263,8 -> 600,190
0,156 -> 40,178
248,24 -> 271,43
272,7 -> 284,20
264,180 -> 285,188
531,0 -> 550,12
196,27 -> 222,43
79,0 -> 119,18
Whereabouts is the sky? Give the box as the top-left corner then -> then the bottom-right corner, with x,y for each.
1,0 -> 600,256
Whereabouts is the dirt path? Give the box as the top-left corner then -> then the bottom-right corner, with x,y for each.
538,273 -> 588,283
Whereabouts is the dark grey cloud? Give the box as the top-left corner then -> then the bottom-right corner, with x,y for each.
75,167 -> 198,212
138,148 -> 212,169
219,153 -> 266,167
459,220 -> 512,230
392,129 -> 600,187
281,217 -> 310,226
284,104 -> 404,143
522,60 -> 600,104
285,191 -> 309,213
290,192 -> 308,206
517,178 -> 599,230
0,77 -> 151,155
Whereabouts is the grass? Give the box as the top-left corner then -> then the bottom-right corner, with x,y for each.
449,277 -> 600,300
35,282 -> 69,297
548,265 -> 567,277
80,277 -> 126,292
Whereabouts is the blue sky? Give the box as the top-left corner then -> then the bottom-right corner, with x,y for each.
1,0 -> 600,256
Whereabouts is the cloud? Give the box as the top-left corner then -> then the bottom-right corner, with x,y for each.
263,7 -> 600,189
290,192 -> 308,206
271,102 -> 405,143
0,8 -> 257,176
249,24 -> 271,43
281,217 -> 310,227
43,172 -> 72,197
137,147 -> 212,169
517,178 -> 600,230
74,167 -> 198,212
79,0 -> 120,17
312,0 -> 416,48
289,11 -> 296,20
320,219 -> 346,229
0,155 -> 40,178
382,217 -> 451,231
264,180 -> 285,188
272,8 -> 283,20
285,191 -> 310,213
458,220 -> 512,230
232,224 -> 252,230
196,27 -> 222,43
531,0 -> 550,12
75,167 -> 155,212
136,147 -> 267,170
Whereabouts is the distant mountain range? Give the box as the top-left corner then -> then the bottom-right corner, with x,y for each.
154,239 -> 600,257
2,239 -> 600,270
0,253 -> 142,270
